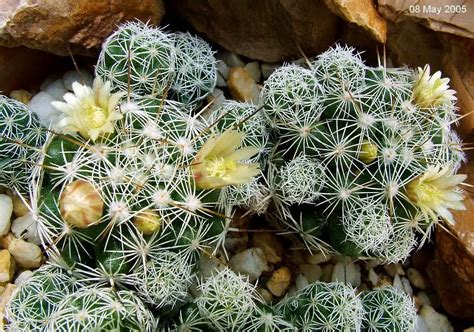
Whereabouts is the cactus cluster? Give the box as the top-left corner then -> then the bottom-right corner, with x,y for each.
262,45 -> 466,262
0,21 -> 465,331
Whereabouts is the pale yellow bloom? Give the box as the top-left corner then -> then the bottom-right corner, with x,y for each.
52,77 -> 125,141
192,130 -> 260,189
412,65 -> 456,108
406,164 -> 466,224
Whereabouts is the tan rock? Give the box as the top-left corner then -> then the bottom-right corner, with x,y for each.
0,233 -> 15,250
9,192 -> 30,218
8,238 -> 43,269
427,163 -> 474,319
0,250 -> 15,284
9,90 -> 31,104
266,267 -> 292,297
252,232 -> 284,264
0,283 -> 16,330
227,67 -> 261,104
0,0 -> 165,56
378,0 -> 474,38
169,0 -> 339,62
324,0 -> 386,43
440,35 -> 474,139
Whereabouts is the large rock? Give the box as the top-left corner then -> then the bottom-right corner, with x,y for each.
0,0 -> 165,56
427,161 -> 474,319
169,0 -> 340,62
324,0 -> 387,43
378,0 -> 474,38
440,35 -> 474,139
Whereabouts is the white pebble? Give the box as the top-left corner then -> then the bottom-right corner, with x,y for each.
14,270 -> 33,286
393,274 -> 404,292
41,78 -> 68,100
216,72 -> 227,87
217,60 -> 229,79
417,292 -> 431,307
306,251 -> 331,265
62,70 -> 93,91
11,213 -> 41,245
331,261 -> 361,287
28,91 -> 62,126
368,268 -> 379,286
295,274 -> 309,290
402,276 -> 413,295
407,267 -> 427,290
244,62 -> 261,82
261,62 -> 280,80
0,195 -> 13,236
217,51 -> 245,68
229,248 -> 269,282
418,305 -> 454,332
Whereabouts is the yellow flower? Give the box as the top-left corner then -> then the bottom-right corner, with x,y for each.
406,164 -> 466,224
192,130 -> 260,189
52,77 -> 125,142
412,65 -> 456,108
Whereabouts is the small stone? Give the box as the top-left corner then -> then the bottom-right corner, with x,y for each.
28,91 -> 61,126
11,213 -> 41,245
216,60 -> 230,79
368,268 -> 379,286
260,62 -> 279,80
417,291 -> 432,307
320,264 -> 335,283
204,88 -> 226,117
0,233 -> 15,250
0,250 -> 15,283
295,274 -> 309,290
365,259 -> 381,270
9,90 -> 32,104
306,251 -> 331,265
299,264 -> 322,283
401,277 -> 413,296
418,305 -> 454,332
217,52 -> 245,68
0,195 -> 13,236
244,62 -> 261,82
10,193 -> 30,218
0,283 -> 16,330
464,328 -> 474,332
256,287 -> 273,304
14,270 -> 33,286
8,238 -> 43,269
227,67 -> 261,104
198,252 -> 227,279
216,73 -> 227,87
267,267 -> 292,297
62,70 -> 93,91
407,267 -> 427,290
331,261 -> 361,287
42,78 -> 68,100
229,248 -> 269,282
383,263 -> 405,277
392,274 -> 403,292
377,274 -> 392,287
289,250 -> 306,265
252,232 -> 283,264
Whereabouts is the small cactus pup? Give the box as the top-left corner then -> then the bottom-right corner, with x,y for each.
95,21 -> 176,97
0,95 -> 46,195
361,286 -> 417,332
275,281 -> 364,331
261,44 -> 467,262
170,32 -> 217,106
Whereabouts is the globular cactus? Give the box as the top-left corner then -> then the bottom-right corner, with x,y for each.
48,287 -> 157,331
171,32 -> 217,105
362,286 -> 417,332
0,95 -> 46,194
261,45 -> 466,262
95,21 -> 176,96
6,264 -> 81,331
275,281 -> 364,331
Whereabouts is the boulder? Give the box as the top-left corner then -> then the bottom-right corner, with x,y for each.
378,0 -> 474,38
169,0 -> 340,62
427,161 -> 474,319
0,0 -> 165,56
324,0 -> 387,43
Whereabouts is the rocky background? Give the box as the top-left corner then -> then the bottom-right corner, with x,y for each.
0,0 -> 472,330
